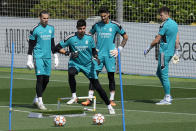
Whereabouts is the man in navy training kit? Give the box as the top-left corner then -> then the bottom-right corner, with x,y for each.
144,6 -> 179,105
27,10 -> 59,110
55,19 -> 115,114
82,6 -> 128,106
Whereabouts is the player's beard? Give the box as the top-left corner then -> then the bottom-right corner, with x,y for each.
78,32 -> 85,38
102,18 -> 109,24
41,21 -> 48,27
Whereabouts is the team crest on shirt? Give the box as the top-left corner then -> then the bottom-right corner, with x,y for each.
49,29 -> 52,33
85,40 -> 88,44
109,28 -> 112,32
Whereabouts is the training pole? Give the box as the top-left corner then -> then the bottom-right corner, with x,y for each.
118,48 -> 126,131
9,42 -> 14,131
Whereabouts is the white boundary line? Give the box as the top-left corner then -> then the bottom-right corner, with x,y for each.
1,103 -> 196,117
52,104 -> 196,116
0,76 -> 195,90
0,106 -> 9,108
13,109 -> 31,113
1,97 -> 196,109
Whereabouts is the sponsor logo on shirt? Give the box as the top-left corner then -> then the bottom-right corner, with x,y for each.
76,46 -> 88,51
99,32 -> 112,38
40,35 -> 51,40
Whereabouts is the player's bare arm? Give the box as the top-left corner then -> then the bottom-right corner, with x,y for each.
144,34 -> 161,55
150,34 -> 162,47
175,33 -> 180,49
120,33 -> 128,47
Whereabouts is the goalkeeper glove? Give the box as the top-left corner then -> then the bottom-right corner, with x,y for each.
144,45 -> 153,56
27,55 -> 34,70
70,51 -> 79,59
64,51 -> 70,56
172,50 -> 179,64
110,46 -> 123,57
54,53 -> 59,68
93,57 -> 101,65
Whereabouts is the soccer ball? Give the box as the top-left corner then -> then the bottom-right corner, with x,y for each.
93,113 -> 105,125
54,115 -> 66,126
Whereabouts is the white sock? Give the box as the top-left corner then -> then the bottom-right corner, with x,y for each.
107,104 -> 112,109
72,93 -> 77,98
166,94 -> 171,97
165,94 -> 171,101
38,97 -> 43,104
34,95 -> 38,103
110,91 -> 115,101
88,90 -> 94,100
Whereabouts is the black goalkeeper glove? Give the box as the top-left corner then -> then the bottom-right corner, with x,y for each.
70,51 -> 79,59
64,51 -> 70,56
94,57 -> 101,65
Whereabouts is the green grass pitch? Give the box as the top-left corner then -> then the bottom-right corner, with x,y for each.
0,67 -> 196,131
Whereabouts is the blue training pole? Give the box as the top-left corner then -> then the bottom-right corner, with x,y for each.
9,42 -> 14,131
118,48 -> 126,131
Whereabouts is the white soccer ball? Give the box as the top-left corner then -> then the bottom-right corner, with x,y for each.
54,115 -> 66,126
93,113 -> 105,125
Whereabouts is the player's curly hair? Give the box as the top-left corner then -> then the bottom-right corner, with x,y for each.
158,6 -> 170,14
98,6 -> 109,14
76,19 -> 86,28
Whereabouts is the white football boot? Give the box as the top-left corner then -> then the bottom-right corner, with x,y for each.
156,95 -> 172,105
37,97 -> 47,110
108,104 -> 115,114
37,102 -> 47,110
66,97 -> 78,105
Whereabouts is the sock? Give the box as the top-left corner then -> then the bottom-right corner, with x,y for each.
110,91 -> 115,101
38,97 -> 43,104
34,95 -> 38,103
88,90 -> 94,101
72,93 -> 77,98
165,94 -> 171,101
107,104 -> 112,109
166,94 -> 170,97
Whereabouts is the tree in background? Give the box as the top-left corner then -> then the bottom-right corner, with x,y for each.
30,0 -> 117,20
30,0 -> 95,19
0,0 -> 39,17
124,0 -> 196,25
1,0 -> 196,24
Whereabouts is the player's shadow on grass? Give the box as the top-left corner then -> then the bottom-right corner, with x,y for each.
132,100 -> 157,104
12,104 -> 37,109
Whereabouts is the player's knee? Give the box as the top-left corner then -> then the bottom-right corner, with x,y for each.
89,81 -> 95,90
108,72 -> 115,82
68,67 -> 78,76
43,75 -> 49,83
90,79 -> 97,87
36,75 -> 44,83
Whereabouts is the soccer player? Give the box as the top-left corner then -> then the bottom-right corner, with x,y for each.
144,6 -> 179,105
27,10 -> 59,110
82,6 -> 128,106
55,19 -> 115,114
